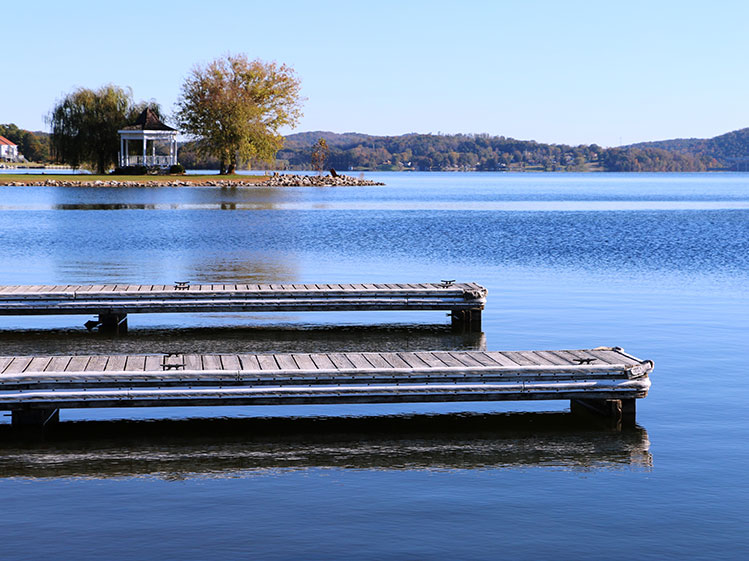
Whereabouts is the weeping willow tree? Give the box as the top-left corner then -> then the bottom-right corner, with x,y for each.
176,54 -> 304,174
46,85 -> 162,174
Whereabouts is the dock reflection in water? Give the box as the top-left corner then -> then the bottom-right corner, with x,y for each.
0,325 -> 486,356
0,412 -> 651,479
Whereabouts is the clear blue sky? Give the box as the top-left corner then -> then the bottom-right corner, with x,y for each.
2,0 -> 748,146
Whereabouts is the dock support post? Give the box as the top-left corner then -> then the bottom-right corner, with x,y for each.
98,313 -> 128,334
11,408 -> 60,428
570,398 -> 636,429
621,398 -> 636,427
451,309 -> 482,333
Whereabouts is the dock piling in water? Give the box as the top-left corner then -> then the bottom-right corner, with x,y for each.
451,309 -> 482,332
570,398 -> 637,429
98,313 -> 128,334
11,407 -> 59,428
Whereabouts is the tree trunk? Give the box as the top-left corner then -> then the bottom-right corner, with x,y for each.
219,158 -> 226,175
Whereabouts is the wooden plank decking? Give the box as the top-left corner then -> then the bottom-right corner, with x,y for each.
0,282 -> 488,331
0,282 -> 487,309
1,347 -> 652,427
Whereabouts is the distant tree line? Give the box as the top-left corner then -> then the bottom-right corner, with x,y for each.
600,147 -> 716,172
177,140 -> 220,169
0,123 -> 732,173
274,132 -> 715,172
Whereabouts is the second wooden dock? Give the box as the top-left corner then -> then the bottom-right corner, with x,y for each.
0,282 -> 487,332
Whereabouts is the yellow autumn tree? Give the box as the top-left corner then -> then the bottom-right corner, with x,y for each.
176,54 -> 304,174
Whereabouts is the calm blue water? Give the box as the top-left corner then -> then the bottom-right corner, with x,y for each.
0,172 -> 747,560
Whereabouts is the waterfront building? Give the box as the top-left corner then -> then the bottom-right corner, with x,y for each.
0,136 -> 18,161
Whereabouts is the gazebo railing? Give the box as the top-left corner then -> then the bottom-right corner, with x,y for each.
121,155 -> 173,167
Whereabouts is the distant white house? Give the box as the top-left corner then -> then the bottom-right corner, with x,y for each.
0,136 -> 19,161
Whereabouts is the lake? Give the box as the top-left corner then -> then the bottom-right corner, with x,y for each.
0,172 -> 747,560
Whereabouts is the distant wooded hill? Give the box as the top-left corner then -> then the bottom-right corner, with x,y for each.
275,129 -> 749,172
627,128 -> 749,169
6,122 -> 749,172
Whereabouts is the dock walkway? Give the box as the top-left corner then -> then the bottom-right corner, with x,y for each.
1,347 -> 652,428
0,282 -> 487,332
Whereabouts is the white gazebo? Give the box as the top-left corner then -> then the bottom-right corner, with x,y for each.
118,108 -> 178,168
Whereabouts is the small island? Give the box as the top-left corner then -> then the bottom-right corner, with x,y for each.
0,172 -> 383,188
1,54 -> 384,186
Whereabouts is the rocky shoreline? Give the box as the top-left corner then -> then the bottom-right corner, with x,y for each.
0,173 -> 384,188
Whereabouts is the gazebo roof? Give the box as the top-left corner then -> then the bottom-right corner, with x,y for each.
121,108 -> 177,132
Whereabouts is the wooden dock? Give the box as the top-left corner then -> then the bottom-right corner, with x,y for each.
0,282 -> 487,332
0,347 -> 652,428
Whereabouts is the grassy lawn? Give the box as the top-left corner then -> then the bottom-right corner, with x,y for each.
0,173 -> 268,184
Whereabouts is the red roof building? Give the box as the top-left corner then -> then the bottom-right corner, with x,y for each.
0,136 -> 19,160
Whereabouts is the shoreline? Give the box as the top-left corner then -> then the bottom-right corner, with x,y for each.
0,173 -> 384,188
